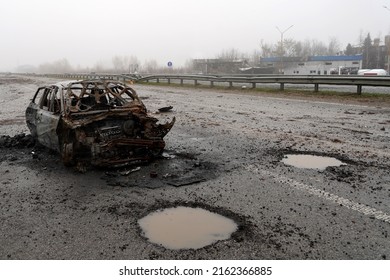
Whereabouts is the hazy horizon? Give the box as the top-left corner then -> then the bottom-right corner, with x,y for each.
1,0 -> 390,71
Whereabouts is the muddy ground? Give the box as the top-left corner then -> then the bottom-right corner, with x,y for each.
0,74 -> 389,259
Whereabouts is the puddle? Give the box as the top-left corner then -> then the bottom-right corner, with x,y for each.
138,207 -> 238,250
282,154 -> 346,170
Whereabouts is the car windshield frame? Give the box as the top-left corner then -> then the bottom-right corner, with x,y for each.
63,80 -> 144,116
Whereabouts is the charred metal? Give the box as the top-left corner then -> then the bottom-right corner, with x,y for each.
26,80 -> 175,168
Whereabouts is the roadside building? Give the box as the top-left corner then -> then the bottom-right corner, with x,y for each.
260,55 -> 363,75
192,59 -> 248,74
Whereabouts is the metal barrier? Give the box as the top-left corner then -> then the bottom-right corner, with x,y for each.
137,74 -> 390,94
19,73 -> 390,94
35,73 -> 141,83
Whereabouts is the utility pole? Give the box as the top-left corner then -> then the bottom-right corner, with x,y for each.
384,6 -> 390,72
276,25 -> 294,74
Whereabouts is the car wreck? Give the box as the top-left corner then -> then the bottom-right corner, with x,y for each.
26,80 -> 175,168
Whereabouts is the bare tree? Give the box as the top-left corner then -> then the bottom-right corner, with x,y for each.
300,39 -> 313,57
282,39 -> 298,56
310,39 -> 328,56
260,36 -> 343,58
327,37 -> 341,55
248,50 -> 261,66
112,56 -> 125,72
293,41 -> 303,57
128,56 -> 140,73
260,39 -> 275,57
357,29 -> 365,47
217,48 -> 245,60
112,55 -> 140,73
92,60 -> 106,72
38,58 -> 73,74
143,59 -> 158,74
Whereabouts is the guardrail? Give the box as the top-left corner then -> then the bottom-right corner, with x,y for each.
37,73 -> 141,82
18,73 -> 390,94
138,74 -> 390,94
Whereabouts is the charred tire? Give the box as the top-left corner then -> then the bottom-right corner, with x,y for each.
61,142 -> 75,166
149,148 -> 164,158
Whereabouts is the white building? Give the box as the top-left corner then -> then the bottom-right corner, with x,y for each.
260,55 -> 363,75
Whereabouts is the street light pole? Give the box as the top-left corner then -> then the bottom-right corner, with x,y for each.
276,25 -> 294,74
384,6 -> 390,73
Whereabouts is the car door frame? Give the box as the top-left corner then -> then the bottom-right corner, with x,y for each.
34,86 -> 62,151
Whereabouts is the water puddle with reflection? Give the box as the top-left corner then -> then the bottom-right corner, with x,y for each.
282,154 -> 346,170
138,207 -> 238,250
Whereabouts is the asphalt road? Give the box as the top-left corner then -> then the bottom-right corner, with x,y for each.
1,75 -> 389,259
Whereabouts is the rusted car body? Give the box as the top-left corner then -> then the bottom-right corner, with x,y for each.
26,80 -> 175,167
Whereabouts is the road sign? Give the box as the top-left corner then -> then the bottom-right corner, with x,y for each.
167,61 -> 173,67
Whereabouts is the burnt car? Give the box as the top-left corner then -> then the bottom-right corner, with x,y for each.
26,80 -> 175,168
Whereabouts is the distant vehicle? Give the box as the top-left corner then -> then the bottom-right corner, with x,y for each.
349,68 -> 359,75
358,69 -> 388,76
330,67 -> 359,75
26,80 -> 175,169
357,69 -> 370,75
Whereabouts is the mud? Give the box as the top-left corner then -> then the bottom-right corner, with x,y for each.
1,74 -> 390,260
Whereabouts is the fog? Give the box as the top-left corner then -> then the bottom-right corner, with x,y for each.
1,0 -> 389,72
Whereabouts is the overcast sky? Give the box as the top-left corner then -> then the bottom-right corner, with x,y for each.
1,0 -> 390,71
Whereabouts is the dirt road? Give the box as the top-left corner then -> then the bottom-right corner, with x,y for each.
1,74 -> 389,259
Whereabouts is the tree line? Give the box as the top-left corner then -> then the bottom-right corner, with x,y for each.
16,32 -> 388,74
217,32 -> 388,69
